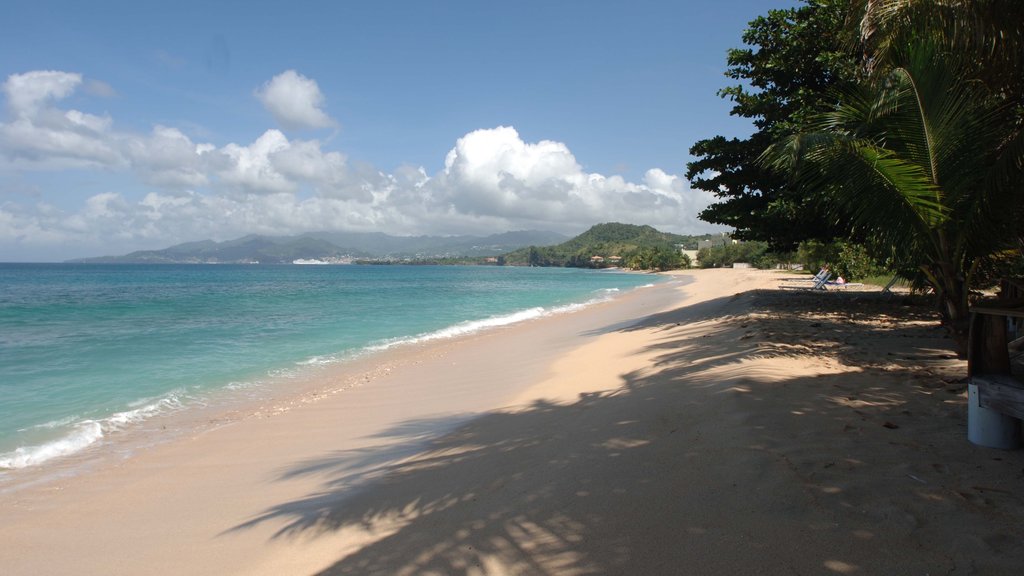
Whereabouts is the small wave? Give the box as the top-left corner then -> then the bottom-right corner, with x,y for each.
266,367 -> 301,379
297,354 -> 342,367
223,379 -> 259,391
18,414 -> 82,433
0,422 -> 103,469
0,394 -> 185,470
106,395 -> 184,431
368,290 -> 624,352
367,307 -> 547,351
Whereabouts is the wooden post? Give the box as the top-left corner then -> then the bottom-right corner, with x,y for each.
968,312 -> 1010,377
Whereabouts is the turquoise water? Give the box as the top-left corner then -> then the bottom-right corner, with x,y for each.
0,263 -> 660,470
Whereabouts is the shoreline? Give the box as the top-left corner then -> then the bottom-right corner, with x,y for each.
0,270 -> 692,574
3,268 -> 1022,574
0,271 -> 688,496
0,268 -> 668,489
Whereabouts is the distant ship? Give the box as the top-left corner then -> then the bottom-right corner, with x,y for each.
292,257 -> 352,265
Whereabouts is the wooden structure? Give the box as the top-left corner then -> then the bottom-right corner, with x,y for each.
967,280 -> 1024,449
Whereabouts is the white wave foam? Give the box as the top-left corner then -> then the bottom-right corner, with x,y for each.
297,354 -> 341,367
18,414 -> 82,432
0,394 -> 185,470
224,379 -> 259,391
368,289 -> 624,352
0,421 -> 103,469
367,306 -> 547,351
105,395 -> 183,431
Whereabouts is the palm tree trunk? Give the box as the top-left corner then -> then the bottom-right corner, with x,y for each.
922,258 -> 971,356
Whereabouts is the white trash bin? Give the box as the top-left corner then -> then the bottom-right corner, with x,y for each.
968,381 -> 1021,449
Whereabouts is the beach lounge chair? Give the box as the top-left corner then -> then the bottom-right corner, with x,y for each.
881,275 -> 900,294
824,276 -> 865,290
781,267 -> 830,283
780,271 -> 833,290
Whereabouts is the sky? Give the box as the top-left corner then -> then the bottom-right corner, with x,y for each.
0,0 -> 798,261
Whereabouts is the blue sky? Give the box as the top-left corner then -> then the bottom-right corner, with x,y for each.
0,0 -> 797,261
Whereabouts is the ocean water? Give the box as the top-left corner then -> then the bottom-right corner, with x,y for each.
0,263 -> 660,472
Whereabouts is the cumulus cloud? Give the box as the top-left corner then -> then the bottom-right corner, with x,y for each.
426,126 -> 715,233
436,126 -> 583,218
218,129 -> 295,194
0,69 -> 727,260
0,71 -> 124,169
3,70 -> 82,116
255,70 -> 336,131
125,126 -> 212,188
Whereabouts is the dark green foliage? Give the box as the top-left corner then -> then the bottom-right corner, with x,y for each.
856,0 -> 1024,116
686,0 -> 858,250
796,240 -> 887,281
692,0 -> 1023,345
696,242 -> 773,269
763,31 -> 1023,341
627,246 -> 684,272
503,223 -> 696,269
557,223 -> 686,253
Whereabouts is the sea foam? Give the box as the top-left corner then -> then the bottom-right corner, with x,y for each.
0,394 -> 184,470
1,264 -> 662,474
0,422 -> 103,469
368,288 -> 621,352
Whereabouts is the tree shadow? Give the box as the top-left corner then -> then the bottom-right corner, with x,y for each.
226,288 -> 1024,574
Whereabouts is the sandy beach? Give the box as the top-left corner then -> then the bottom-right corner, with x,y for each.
2,268 -> 1022,575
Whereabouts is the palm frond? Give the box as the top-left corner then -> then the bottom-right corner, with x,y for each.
856,0 -> 1024,100
760,128 -> 946,257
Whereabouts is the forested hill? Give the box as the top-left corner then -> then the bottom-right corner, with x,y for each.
502,223 -> 703,268
69,230 -> 567,264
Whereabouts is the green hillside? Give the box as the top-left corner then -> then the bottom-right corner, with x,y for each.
503,223 -> 700,269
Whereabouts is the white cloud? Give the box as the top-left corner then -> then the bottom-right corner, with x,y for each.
217,129 -> 295,194
426,126 -> 716,233
0,70 -> 728,260
255,70 -> 336,131
3,70 -> 82,117
0,71 -> 124,170
437,126 -> 583,218
125,126 -> 212,188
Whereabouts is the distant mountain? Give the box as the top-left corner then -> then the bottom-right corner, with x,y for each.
69,230 -> 568,264
502,223 -> 700,267
304,230 -> 567,258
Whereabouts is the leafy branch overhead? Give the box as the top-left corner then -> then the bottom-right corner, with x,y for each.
686,0 -> 859,250
691,0 -> 1023,343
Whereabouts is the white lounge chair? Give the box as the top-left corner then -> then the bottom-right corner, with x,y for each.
780,270 -> 833,290
781,267 -> 830,284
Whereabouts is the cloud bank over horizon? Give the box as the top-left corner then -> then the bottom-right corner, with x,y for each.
0,69 -> 726,260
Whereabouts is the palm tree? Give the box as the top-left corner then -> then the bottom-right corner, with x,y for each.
855,0 -> 1023,99
763,35 -> 1023,345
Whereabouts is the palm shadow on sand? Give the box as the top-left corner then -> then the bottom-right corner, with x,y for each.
226,290 -> 1023,575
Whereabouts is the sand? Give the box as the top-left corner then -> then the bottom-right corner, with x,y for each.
2,268 -> 1022,575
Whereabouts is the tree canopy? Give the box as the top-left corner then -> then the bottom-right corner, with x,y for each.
502,223 -> 696,269
693,0 -> 1024,343
686,0 -> 858,250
